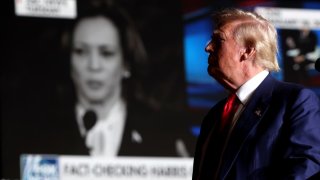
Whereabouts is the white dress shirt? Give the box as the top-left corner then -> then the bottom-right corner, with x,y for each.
232,70 -> 269,125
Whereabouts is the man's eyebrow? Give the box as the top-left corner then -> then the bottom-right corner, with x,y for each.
213,29 -> 222,34
212,31 -> 225,39
214,28 -> 226,35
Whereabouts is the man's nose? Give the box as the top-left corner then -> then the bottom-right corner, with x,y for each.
205,41 -> 214,53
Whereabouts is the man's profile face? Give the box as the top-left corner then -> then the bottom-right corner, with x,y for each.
205,21 -> 244,90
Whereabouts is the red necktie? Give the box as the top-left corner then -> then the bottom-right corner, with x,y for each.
221,93 -> 240,132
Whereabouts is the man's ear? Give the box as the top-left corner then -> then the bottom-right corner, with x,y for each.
241,47 -> 255,61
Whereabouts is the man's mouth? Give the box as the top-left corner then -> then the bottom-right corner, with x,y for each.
208,55 -> 216,65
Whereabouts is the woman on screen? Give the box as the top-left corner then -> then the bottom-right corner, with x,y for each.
53,1 -> 191,157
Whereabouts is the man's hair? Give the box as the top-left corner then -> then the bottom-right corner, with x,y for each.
213,8 -> 280,72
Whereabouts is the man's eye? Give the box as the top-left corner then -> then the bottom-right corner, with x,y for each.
219,38 -> 225,42
215,37 -> 225,43
211,35 -> 225,45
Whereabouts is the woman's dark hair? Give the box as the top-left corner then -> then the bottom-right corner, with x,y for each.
62,0 -> 149,102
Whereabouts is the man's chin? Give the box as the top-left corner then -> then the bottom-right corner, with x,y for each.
207,67 -> 218,78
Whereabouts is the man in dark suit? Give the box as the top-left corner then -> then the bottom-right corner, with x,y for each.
192,8 -> 320,179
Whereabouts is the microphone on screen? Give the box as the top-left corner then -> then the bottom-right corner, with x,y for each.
83,110 -> 97,132
82,110 -> 98,153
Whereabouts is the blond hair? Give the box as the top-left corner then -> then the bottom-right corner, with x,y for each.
213,8 -> 280,71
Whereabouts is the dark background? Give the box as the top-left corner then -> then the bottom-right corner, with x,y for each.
2,0 -> 320,179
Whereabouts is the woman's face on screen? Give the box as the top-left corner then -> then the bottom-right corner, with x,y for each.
71,16 -> 125,103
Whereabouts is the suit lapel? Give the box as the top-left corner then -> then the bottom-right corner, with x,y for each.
219,75 -> 276,179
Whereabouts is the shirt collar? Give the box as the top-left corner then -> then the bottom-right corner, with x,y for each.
236,70 -> 269,104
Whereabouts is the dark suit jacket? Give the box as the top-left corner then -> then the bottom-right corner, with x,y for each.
192,74 -> 320,180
